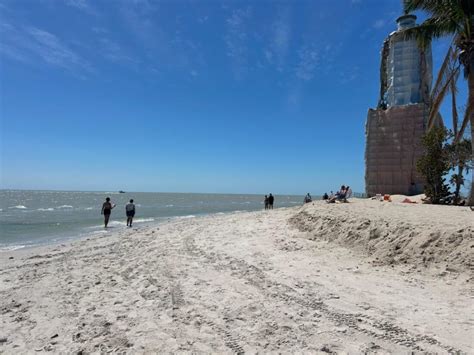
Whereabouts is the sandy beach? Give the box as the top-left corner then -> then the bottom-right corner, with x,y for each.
1,198 -> 473,353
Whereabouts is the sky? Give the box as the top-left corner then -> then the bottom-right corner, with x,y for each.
0,0 -> 467,195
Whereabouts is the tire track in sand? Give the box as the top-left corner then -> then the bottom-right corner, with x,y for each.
161,235 -> 247,355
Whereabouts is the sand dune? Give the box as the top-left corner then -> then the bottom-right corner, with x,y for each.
0,200 -> 472,353
290,198 -> 473,273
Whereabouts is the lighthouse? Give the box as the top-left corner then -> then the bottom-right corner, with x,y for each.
385,14 -> 432,107
365,14 -> 433,197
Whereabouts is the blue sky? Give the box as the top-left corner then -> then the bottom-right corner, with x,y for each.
0,0 -> 466,194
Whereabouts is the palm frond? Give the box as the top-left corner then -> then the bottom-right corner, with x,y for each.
451,73 -> 459,134
428,70 -> 458,129
428,46 -> 460,129
431,45 -> 455,98
455,100 -> 473,142
459,0 -> 474,17
401,18 -> 461,48
404,0 -> 463,18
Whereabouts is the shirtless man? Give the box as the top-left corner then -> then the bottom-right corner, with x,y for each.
101,197 -> 115,228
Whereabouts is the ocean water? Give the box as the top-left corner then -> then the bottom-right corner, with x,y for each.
0,190 -> 305,251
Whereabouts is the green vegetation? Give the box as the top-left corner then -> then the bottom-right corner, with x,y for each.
446,136 -> 472,204
417,127 -> 451,204
417,127 -> 472,204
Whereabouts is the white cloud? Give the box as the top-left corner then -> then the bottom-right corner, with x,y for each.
198,16 -> 209,24
373,19 -> 386,29
119,0 -> 161,49
264,49 -> 273,62
0,42 -> 28,63
64,0 -> 97,15
339,65 -> 360,84
27,28 -> 88,68
118,0 -> 205,75
288,87 -> 301,106
0,23 -> 92,74
92,27 -> 108,34
295,44 -> 319,81
98,37 -> 139,65
265,6 -> 291,72
224,7 -> 252,79
65,0 -> 87,9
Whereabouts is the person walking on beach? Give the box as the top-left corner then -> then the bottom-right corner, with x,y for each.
126,199 -> 136,227
101,197 -> 115,228
264,195 -> 269,210
268,193 -> 274,209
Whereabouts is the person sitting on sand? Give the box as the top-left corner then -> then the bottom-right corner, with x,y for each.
304,193 -> 312,203
322,192 -> 329,200
264,195 -> 269,210
101,197 -> 115,228
327,186 -> 346,203
126,199 -> 136,227
336,185 -> 347,202
268,193 -> 274,209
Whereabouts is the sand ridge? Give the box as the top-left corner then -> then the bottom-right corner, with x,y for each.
0,201 -> 472,353
290,198 -> 474,273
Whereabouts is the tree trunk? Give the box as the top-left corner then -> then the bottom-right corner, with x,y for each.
469,71 -> 474,206
454,166 -> 463,205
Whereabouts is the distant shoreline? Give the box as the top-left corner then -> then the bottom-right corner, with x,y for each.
0,188 -> 317,196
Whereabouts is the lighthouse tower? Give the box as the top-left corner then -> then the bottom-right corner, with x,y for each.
365,14 -> 433,196
385,14 -> 432,107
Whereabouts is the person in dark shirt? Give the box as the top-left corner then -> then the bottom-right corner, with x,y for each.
264,195 -> 269,210
336,185 -> 347,201
268,193 -> 274,209
322,192 -> 329,200
101,197 -> 115,228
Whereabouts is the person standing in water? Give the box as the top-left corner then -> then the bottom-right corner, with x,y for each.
126,199 -> 136,227
101,197 -> 115,228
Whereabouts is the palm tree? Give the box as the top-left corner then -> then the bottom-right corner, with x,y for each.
427,45 -> 474,203
402,0 -> 473,204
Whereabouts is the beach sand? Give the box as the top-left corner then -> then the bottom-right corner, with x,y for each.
1,198 -> 473,353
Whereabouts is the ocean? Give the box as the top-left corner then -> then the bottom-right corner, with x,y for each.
0,190 -> 305,251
